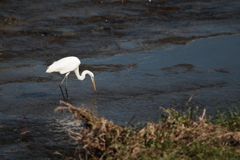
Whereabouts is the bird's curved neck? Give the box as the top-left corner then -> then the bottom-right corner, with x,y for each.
74,67 -> 91,80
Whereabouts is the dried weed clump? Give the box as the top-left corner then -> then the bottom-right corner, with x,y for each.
55,101 -> 240,160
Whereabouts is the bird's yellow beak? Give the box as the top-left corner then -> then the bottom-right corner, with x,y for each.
91,78 -> 97,91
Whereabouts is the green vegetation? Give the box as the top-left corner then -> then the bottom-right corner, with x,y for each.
55,101 -> 240,160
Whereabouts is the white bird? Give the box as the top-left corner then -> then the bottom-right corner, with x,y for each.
46,56 -> 96,100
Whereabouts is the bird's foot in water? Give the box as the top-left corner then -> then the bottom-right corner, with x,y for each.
62,97 -> 71,103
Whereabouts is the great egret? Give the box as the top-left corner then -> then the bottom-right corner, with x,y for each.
46,56 -> 96,100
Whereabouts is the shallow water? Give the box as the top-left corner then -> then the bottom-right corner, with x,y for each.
1,0 -> 240,159
90,34 -> 240,123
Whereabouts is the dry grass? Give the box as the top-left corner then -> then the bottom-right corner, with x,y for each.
54,100 -> 240,160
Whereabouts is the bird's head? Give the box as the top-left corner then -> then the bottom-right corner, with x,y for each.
79,70 -> 97,91
85,70 -> 96,91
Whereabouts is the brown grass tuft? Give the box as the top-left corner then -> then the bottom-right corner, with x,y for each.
55,101 -> 240,159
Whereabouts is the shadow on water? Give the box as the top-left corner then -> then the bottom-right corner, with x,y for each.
1,0 -> 240,159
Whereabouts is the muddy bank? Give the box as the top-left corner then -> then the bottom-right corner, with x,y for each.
1,0 -> 240,62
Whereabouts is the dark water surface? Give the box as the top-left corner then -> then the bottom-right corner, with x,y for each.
1,0 -> 240,159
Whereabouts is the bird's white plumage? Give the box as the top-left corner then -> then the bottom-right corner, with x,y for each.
46,56 -> 80,74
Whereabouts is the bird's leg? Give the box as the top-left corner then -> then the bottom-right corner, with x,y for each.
59,84 -> 66,100
65,76 -> 69,99
60,75 -> 68,100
